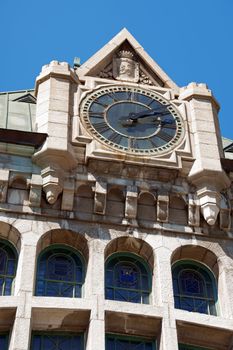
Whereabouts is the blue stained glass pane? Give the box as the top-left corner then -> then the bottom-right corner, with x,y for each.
0,249 -> 7,273
32,335 -> 41,350
4,278 -> 13,295
7,259 -> 15,275
106,255 -> 151,304
173,262 -> 217,316
32,334 -> 83,350
0,335 -> 7,349
106,270 -> 114,285
106,336 -> 155,350
75,267 -> 82,282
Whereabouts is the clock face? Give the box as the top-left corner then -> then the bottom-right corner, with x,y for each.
80,85 -> 184,155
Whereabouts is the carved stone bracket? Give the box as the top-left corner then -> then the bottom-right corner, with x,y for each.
0,170 -> 9,203
197,188 -> 221,226
188,194 -> 200,227
29,174 -> 42,207
94,180 -> 107,214
61,178 -> 75,211
157,192 -> 169,222
41,167 -> 63,205
125,186 -> 138,219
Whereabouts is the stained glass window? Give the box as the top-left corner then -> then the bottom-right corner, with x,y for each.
0,334 -> 8,349
35,246 -> 84,298
179,344 -> 213,350
0,240 -> 17,296
105,254 -> 151,304
172,261 -> 217,315
31,333 -> 83,350
106,334 -> 156,350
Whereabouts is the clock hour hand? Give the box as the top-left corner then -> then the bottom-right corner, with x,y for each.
121,107 -> 170,127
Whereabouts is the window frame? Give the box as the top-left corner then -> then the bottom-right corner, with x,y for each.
105,252 -> 152,304
172,259 -> 218,316
35,244 -> 85,298
106,333 -> 156,350
0,239 -> 18,296
31,332 -> 84,350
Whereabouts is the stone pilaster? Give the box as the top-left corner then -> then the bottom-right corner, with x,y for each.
180,83 -> 230,225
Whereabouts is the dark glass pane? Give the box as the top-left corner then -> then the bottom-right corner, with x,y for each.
180,271 -> 204,296
173,278 -> 179,294
0,249 -> 7,274
106,288 -> 114,299
180,297 -> 194,312
47,255 -> 74,281
75,267 -> 83,282
4,278 -> 13,295
75,285 -> 82,298
7,259 -> 15,275
106,270 -> 114,285
174,296 -> 180,309
0,335 -> 7,349
32,335 -> 41,350
31,334 -> 83,350
115,288 -> 128,301
116,264 -> 139,288
142,274 -> 149,289
142,293 -> 149,304
195,299 -> 208,314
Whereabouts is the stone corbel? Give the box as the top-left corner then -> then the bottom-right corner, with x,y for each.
41,167 -> 63,204
125,186 -> 138,219
219,195 -> 231,230
94,180 -> 107,214
188,194 -> 200,227
29,174 -> 42,207
197,188 -> 221,226
0,169 -> 9,203
61,178 -> 75,211
157,192 -> 169,222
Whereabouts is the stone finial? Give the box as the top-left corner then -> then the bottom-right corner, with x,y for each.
94,180 -> 107,214
41,167 -> 63,205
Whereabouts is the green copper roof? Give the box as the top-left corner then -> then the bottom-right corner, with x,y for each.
0,90 -> 36,132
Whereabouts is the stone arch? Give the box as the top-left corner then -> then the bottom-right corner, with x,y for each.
171,244 -> 219,278
36,229 -> 89,263
105,236 -> 154,270
0,221 -> 21,252
137,191 -> 156,223
106,186 -> 125,222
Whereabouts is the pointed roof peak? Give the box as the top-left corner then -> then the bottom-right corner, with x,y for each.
77,29 -> 178,91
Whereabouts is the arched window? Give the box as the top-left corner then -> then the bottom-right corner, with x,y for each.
0,240 -> 17,296
35,245 -> 84,298
172,261 -> 217,315
106,334 -> 155,350
105,253 -> 151,304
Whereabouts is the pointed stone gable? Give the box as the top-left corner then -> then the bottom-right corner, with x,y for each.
77,28 -> 179,91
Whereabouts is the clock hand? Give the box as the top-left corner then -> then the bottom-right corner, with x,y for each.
129,107 -> 170,120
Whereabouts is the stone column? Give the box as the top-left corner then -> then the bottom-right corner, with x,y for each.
155,247 -> 179,350
9,235 -> 37,350
85,239 -> 105,350
218,256 -> 233,318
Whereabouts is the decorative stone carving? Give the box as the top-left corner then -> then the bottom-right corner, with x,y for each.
197,188 -> 221,226
125,186 -> 138,219
29,174 -> 42,207
139,69 -> 153,85
94,180 -> 107,214
0,170 -> 9,203
61,178 -> 75,211
188,194 -> 200,227
157,192 -> 169,222
41,167 -> 63,204
99,63 -> 113,79
113,50 -> 139,83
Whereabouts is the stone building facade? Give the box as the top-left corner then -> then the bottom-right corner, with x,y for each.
0,29 -> 233,349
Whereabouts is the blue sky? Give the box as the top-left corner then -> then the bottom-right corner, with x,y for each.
1,0 -> 233,139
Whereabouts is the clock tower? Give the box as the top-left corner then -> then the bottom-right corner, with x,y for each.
0,29 -> 233,350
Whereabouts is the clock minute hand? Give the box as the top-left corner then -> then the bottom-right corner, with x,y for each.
129,107 -> 170,121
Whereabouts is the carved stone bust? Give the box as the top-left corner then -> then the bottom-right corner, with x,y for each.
113,50 -> 139,82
